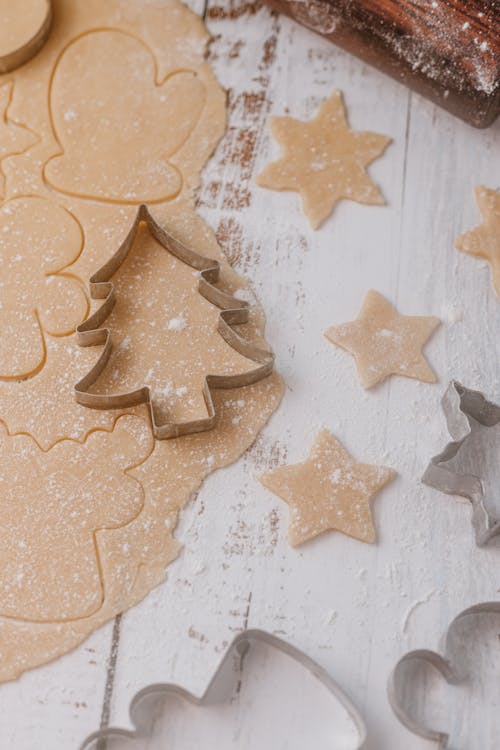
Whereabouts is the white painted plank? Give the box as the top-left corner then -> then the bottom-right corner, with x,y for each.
0,623 -> 114,749
109,3 -> 500,750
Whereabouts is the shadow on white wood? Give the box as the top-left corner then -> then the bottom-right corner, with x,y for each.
392,609 -> 500,749
83,638 -> 362,750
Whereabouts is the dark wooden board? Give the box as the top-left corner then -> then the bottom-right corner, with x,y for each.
263,0 -> 500,126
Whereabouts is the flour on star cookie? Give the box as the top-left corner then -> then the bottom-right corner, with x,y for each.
260,429 -> 395,547
256,91 -> 391,229
455,186 -> 500,297
325,290 -> 440,389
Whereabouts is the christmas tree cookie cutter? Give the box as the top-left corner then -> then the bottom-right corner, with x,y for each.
388,601 -> 500,748
422,381 -> 500,546
75,204 -> 275,439
80,628 -> 367,749
0,0 -> 53,74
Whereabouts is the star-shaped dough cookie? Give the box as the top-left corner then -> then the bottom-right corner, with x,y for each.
455,186 -> 500,296
256,91 -> 391,229
325,290 -> 440,388
260,430 -> 395,546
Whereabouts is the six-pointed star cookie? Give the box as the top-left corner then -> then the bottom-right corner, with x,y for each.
455,186 -> 500,296
256,91 -> 391,229
260,429 -> 395,546
325,290 -> 440,388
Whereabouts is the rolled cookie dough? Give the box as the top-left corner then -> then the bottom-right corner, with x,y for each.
0,0 -> 52,73
0,0 -> 283,681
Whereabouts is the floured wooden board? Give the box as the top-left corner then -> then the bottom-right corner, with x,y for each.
0,0 -> 499,747
0,0 -> 283,681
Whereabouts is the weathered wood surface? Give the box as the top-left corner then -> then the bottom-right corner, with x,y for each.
1,0 -> 500,747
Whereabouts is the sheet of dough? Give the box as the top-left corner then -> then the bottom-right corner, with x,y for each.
0,0 -> 51,73
0,0 -> 283,680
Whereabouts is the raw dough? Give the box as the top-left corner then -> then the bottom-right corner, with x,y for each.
0,195 -> 278,452
0,196 -> 87,379
0,83 -> 38,198
325,290 -> 440,389
0,375 -> 282,682
80,212 -> 267,430
256,91 -> 391,229
455,186 -> 500,297
1,0 -> 226,200
0,415 -> 153,622
0,0 -> 284,680
44,30 -> 206,203
0,0 -> 52,73
260,429 -> 395,546
0,333 -> 128,450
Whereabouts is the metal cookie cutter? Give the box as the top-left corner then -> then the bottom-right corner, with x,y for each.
388,601 -> 500,748
80,629 -> 367,750
0,0 -> 53,74
422,380 -> 500,546
75,204 -> 274,439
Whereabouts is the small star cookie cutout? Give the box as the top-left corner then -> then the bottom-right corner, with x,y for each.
455,186 -> 500,296
256,91 -> 391,229
325,290 -> 440,388
260,430 -> 395,546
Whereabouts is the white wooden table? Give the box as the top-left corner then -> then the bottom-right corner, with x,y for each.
2,1 -> 500,747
